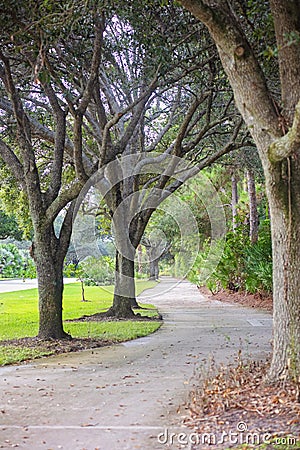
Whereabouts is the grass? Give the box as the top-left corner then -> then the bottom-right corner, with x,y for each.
0,346 -> 53,366
0,279 -> 161,365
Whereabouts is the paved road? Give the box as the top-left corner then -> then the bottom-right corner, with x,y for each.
0,278 -> 272,450
0,278 -> 77,293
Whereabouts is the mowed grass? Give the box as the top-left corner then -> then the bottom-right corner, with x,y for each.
0,280 -> 161,365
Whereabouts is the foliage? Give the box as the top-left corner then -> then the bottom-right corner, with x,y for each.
0,243 -> 35,279
189,219 -> 272,295
64,256 -> 115,286
0,210 -> 23,240
80,256 -> 115,286
0,164 -> 33,240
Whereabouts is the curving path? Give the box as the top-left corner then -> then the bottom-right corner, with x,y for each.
0,278 -> 272,450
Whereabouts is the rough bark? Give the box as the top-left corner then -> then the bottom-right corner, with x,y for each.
179,0 -> 300,381
246,169 -> 258,244
33,230 -> 70,339
106,249 -> 136,317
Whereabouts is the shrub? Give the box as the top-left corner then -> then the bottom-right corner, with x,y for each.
76,256 -> 115,286
0,244 -> 36,279
189,219 -> 272,295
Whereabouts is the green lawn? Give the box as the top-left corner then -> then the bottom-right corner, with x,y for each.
0,280 -> 161,365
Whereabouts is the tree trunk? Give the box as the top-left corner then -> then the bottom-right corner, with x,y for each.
80,279 -> 87,302
231,174 -> 239,231
149,257 -> 159,281
137,244 -> 143,274
266,158 -> 300,381
246,169 -> 259,244
107,249 -> 137,317
34,239 -> 70,340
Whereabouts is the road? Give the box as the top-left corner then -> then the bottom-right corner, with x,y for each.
0,278 -> 272,450
0,278 -> 76,293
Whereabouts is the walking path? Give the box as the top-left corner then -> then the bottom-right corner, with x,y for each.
0,278 -> 272,450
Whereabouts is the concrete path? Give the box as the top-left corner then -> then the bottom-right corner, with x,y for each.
0,278 -> 76,293
0,278 -> 272,450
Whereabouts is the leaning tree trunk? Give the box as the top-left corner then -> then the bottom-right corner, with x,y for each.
33,234 -> 70,340
267,158 -> 300,381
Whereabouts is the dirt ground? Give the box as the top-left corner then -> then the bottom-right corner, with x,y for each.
198,286 -> 273,312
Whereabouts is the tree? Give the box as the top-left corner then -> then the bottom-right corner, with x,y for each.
0,0 -> 246,334
70,2 -> 248,318
178,0 -> 300,381
0,2 -> 105,338
142,234 -> 171,281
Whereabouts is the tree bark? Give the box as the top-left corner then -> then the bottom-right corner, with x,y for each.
266,157 -> 300,381
33,232 -> 70,340
107,249 -> 136,317
246,169 -> 259,244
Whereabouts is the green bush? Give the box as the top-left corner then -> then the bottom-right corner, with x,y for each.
75,256 -> 115,286
82,256 -> 115,285
0,244 -> 23,278
0,244 -> 36,279
189,220 -> 272,295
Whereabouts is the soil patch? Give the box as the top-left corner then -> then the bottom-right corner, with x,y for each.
199,286 -> 273,312
1,336 -> 114,356
66,310 -> 162,322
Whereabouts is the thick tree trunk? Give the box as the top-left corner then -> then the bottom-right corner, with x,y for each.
34,239 -> 70,340
267,158 -> 300,381
107,249 -> 137,317
246,169 -> 259,244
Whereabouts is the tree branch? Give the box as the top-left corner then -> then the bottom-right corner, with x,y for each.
42,83 -> 66,202
0,139 -> 26,189
0,51 -> 43,213
269,99 -> 300,162
45,181 -> 83,225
